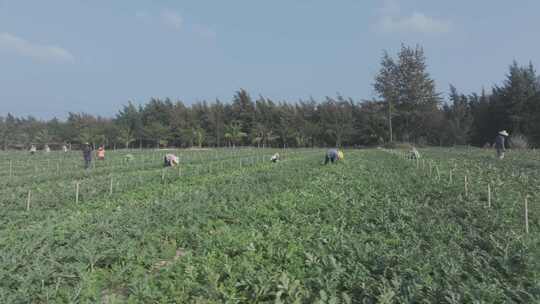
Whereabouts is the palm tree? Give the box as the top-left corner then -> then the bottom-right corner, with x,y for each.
252,123 -> 279,148
225,121 -> 246,148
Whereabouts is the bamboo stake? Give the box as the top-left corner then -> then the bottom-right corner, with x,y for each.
464,175 -> 468,197
487,184 -> 491,208
525,196 -> 529,234
26,190 -> 31,211
109,176 -> 114,195
75,182 -> 80,204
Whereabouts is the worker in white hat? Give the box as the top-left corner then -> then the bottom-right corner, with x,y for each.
495,130 -> 509,159
29,144 -> 37,155
164,153 -> 179,167
409,146 -> 420,160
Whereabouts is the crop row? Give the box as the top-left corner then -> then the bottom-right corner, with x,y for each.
0,148 -> 288,180
0,149 -> 323,228
0,148 -> 290,189
382,148 -> 539,235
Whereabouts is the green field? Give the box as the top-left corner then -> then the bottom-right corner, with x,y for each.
1,148 -> 539,303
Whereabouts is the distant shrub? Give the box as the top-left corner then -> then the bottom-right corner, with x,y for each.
383,142 -> 413,150
510,134 -> 529,149
416,137 -> 428,147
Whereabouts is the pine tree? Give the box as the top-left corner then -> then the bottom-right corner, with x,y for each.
374,44 -> 441,143
374,51 -> 398,143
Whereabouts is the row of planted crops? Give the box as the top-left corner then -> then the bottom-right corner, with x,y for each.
1,147 -> 539,303
0,148 -> 312,211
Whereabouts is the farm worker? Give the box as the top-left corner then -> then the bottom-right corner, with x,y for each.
82,143 -> 93,169
324,148 -> 343,165
62,145 -> 68,153
97,145 -> 105,160
29,145 -> 37,155
124,154 -> 135,162
44,145 -> 51,153
164,154 -> 179,167
495,130 -> 509,160
271,153 -> 280,163
409,147 -> 420,159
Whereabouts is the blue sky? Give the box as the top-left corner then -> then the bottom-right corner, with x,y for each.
1,0 -> 539,119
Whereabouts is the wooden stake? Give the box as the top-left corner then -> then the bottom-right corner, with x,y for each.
26,190 -> 31,211
161,169 -> 166,182
75,182 -> 80,204
436,166 -> 440,181
487,184 -> 491,208
525,196 -> 529,234
9,160 -> 12,178
464,175 -> 468,197
109,176 -> 114,195
449,170 -> 453,185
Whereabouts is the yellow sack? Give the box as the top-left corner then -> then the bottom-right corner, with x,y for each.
338,151 -> 344,160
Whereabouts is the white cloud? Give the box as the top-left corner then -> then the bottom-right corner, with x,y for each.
138,9 -> 217,40
193,24 -> 217,41
135,11 -> 149,20
160,9 -> 183,30
380,12 -> 451,34
379,0 -> 400,16
375,0 -> 451,34
0,32 -> 74,63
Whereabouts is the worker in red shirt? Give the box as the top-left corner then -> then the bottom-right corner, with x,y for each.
97,145 -> 105,161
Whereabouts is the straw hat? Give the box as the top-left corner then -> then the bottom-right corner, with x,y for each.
499,130 -> 509,136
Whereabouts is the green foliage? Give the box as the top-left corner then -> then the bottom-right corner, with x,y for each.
374,44 -> 442,144
382,142 -> 414,150
0,148 -> 539,302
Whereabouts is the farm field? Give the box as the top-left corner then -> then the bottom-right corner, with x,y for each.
1,147 -> 539,303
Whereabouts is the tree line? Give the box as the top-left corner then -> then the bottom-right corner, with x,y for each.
1,44 -> 539,150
